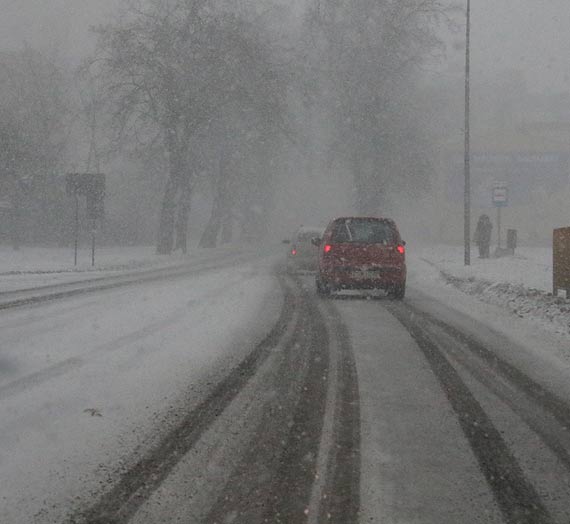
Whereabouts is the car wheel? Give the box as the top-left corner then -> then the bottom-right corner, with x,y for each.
389,282 -> 406,300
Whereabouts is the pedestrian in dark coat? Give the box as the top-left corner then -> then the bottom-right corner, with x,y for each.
474,214 -> 492,258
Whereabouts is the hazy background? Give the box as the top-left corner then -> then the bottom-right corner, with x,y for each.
1,0 -> 569,248
3,1 -> 568,89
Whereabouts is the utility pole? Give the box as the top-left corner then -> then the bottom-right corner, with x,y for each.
464,0 -> 471,266
74,191 -> 79,266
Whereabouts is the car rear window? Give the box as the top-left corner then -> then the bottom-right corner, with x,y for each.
330,219 -> 395,244
297,232 -> 321,242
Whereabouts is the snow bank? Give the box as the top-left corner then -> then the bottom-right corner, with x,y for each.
417,245 -> 570,336
0,244 -> 252,292
0,245 -> 181,275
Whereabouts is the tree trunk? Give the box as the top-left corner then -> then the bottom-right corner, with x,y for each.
156,175 -> 179,254
352,149 -> 368,215
11,188 -> 22,250
174,176 -> 192,254
221,209 -> 232,244
157,131 -> 186,255
199,195 -> 222,248
199,145 -> 230,248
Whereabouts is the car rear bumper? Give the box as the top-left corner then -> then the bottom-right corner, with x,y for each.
319,265 -> 406,289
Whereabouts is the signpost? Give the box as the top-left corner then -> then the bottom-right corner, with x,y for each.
492,182 -> 508,249
66,173 -> 105,266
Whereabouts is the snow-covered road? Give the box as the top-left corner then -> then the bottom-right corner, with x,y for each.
0,253 -> 282,523
1,246 -> 570,523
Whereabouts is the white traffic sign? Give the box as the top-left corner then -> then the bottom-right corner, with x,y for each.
492,183 -> 508,207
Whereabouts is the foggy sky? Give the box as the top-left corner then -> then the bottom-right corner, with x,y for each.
449,0 -> 570,92
0,0 -> 120,64
1,0 -> 568,93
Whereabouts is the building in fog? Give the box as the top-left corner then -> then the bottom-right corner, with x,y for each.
435,70 -> 570,245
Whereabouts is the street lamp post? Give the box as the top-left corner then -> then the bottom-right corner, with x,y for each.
464,0 -> 471,266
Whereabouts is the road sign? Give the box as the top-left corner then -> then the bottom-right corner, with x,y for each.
66,173 -> 105,219
66,173 -> 106,266
492,183 -> 508,207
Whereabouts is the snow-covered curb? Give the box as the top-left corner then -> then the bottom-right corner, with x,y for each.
419,255 -> 570,336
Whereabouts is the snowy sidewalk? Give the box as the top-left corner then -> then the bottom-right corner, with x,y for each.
415,245 -> 570,336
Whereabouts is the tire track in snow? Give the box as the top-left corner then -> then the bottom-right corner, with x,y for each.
313,299 -> 360,524
388,303 -> 554,524
202,274 -> 361,524
75,276 -> 297,524
203,274 -> 328,523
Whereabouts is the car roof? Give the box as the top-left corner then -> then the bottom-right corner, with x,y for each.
296,226 -> 325,234
329,216 -> 396,224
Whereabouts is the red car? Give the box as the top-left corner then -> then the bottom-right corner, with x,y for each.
315,217 -> 406,299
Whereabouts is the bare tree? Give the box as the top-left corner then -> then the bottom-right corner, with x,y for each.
90,0 -> 285,253
300,0 -> 448,213
0,47 -> 71,247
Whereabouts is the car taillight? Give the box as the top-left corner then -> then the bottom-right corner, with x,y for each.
324,244 -> 332,253
291,248 -> 297,255
396,245 -> 405,254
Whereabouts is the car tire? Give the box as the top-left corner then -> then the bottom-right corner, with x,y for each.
389,282 -> 406,300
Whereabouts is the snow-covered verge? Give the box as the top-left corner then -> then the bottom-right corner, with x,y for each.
415,245 -> 570,336
0,244 -> 254,292
0,245 -> 171,274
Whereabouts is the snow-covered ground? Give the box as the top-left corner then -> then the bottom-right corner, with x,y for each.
1,241 -> 568,522
0,245 -> 253,292
0,245 -> 170,274
0,254 -> 281,524
419,245 -> 553,291
414,245 -> 570,336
